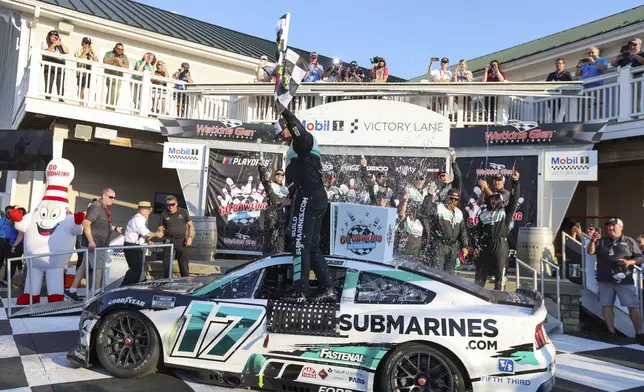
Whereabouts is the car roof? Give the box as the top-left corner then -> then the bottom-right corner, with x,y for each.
228,253 -> 495,303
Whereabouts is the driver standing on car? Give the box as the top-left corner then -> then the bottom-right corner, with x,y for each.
275,108 -> 335,304
474,169 -> 520,290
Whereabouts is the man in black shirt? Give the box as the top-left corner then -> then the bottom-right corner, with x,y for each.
158,195 -> 194,278
612,38 -> 644,68
276,109 -> 335,303
546,58 -> 573,81
587,218 -> 643,344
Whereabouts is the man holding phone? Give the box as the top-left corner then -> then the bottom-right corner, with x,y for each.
158,195 -> 194,278
587,218 -> 643,344
576,47 -> 608,88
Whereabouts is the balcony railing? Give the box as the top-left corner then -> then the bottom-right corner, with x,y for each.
13,49 -> 644,129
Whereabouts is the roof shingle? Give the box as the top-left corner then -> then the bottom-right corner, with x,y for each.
39,0 -> 406,82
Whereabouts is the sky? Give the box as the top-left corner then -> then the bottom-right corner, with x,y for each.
137,0 -> 642,79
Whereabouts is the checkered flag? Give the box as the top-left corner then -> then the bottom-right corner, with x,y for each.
219,118 -> 243,129
508,120 -> 539,132
274,49 -> 308,116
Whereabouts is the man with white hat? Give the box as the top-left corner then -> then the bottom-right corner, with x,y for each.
121,201 -> 161,286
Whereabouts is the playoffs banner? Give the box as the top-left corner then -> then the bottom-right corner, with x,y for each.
205,149 -> 282,253
456,155 -> 538,250
322,154 -> 446,201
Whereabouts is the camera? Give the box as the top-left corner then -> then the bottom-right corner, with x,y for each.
431,57 -> 439,62
370,56 -> 381,64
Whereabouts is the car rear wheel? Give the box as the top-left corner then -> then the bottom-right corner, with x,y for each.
95,310 -> 160,378
378,343 -> 466,392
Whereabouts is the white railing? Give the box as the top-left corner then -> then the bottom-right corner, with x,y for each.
17,50 -> 644,128
6,243 -> 175,318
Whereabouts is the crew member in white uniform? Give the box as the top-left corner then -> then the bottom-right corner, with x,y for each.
121,201 -> 160,286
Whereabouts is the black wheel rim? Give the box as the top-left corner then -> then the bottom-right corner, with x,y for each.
389,350 -> 455,392
103,315 -> 151,369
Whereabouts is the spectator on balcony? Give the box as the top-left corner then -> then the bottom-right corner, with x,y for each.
255,55 -> 274,82
371,57 -> 389,83
429,57 -> 452,82
546,58 -> 572,81
152,61 -> 169,114
74,37 -> 98,103
303,52 -> 324,83
575,47 -> 608,88
613,38 -> 644,68
102,43 -> 130,109
324,59 -> 345,82
453,59 -> 473,82
132,52 -> 157,108
173,62 -> 193,117
41,30 -> 69,100
483,60 -> 506,82
345,61 -> 365,83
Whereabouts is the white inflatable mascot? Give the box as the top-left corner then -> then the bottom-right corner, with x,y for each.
9,158 -> 85,305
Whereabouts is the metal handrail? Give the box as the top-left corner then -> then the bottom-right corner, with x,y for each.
561,231 -> 581,280
541,258 -> 562,322
6,249 -> 89,318
90,243 -> 175,298
635,266 -> 643,321
515,257 -> 537,289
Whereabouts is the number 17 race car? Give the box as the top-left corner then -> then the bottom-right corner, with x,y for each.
67,254 -> 556,392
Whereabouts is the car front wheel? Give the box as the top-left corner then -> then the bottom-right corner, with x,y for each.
95,310 -> 160,378
378,343 -> 467,392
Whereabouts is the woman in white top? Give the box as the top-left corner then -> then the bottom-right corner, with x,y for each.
121,201 -> 161,286
41,30 -> 69,98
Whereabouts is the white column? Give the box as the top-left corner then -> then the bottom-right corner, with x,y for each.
617,67 -> 633,123
29,171 -> 44,212
52,123 -> 69,159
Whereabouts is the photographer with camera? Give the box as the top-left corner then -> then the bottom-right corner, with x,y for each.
173,62 -> 194,116
74,37 -> 98,102
303,52 -> 324,83
587,218 -> 644,345
453,59 -> 473,82
428,57 -> 452,82
370,56 -> 389,83
345,61 -> 365,83
41,30 -> 69,99
575,47 -> 608,88
324,58 -> 345,82
612,38 -> 644,69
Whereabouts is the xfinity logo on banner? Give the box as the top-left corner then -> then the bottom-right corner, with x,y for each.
162,142 -> 204,171
221,157 -> 270,166
544,150 -> 597,182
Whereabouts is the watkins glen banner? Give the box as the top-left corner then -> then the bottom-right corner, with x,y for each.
205,149 -> 283,253
159,119 -> 282,144
455,155 -> 539,251
450,121 -> 605,147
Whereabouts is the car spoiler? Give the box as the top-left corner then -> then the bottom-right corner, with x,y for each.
516,287 -> 544,315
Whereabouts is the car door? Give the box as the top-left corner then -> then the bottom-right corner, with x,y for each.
164,267 -> 271,373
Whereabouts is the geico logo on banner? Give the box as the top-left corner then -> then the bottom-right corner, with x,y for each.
298,99 -> 450,148
341,164 -> 389,172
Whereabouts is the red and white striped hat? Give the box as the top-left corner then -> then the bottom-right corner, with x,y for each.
42,158 -> 75,204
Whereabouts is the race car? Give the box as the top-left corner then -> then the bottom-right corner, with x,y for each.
67,254 -> 556,392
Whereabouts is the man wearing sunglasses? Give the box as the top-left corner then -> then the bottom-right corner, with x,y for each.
435,152 -> 462,202
587,218 -> 643,344
474,169 -> 520,290
420,189 -> 469,273
158,195 -> 194,279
